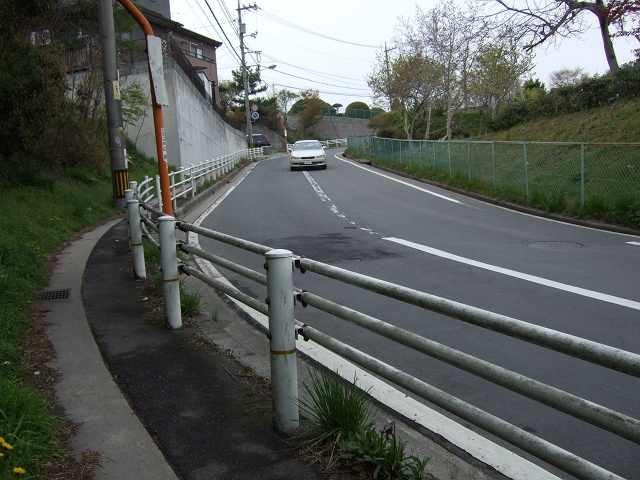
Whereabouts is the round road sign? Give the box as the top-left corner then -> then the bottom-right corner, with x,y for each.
251,111 -> 259,120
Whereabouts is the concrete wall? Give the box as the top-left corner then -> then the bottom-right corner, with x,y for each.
122,59 -> 245,170
287,114 -> 376,140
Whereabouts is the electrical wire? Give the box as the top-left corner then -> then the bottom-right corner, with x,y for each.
176,0 -> 377,101
257,8 -> 379,48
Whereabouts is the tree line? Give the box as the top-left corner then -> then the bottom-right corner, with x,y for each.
365,0 -> 639,141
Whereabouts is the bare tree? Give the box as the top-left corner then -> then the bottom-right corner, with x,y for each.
488,0 -> 640,72
469,28 -> 534,118
417,0 -> 486,140
548,66 -> 590,88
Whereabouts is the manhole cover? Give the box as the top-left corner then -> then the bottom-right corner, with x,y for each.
37,288 -> 71,301
528,241 -> 583,250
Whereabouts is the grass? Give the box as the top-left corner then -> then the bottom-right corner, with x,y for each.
0,379 -> 60,479
0,144 -> 161,477
0,171 -> 117,478
298,369 -> 434,479
480,98 -> 640,143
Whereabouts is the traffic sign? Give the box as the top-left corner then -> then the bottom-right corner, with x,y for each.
251,104 -> 259,112
251,112 -> 259,120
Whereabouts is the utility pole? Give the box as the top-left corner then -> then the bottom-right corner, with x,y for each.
384,42 -> 396,110
98,0 -> 128,210
238,1 -> 257,148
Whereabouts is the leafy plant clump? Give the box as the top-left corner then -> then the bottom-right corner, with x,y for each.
298,369 -> 434,479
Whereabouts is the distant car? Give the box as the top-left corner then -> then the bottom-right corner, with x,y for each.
251,133 -> 270,147
289,140 -> 326,171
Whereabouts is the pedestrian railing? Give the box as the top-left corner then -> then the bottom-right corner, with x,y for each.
287,139 -> 348,152
135,147 -> 265,212
124,171 -> 640,480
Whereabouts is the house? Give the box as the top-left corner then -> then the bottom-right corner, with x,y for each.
130,2 -> 223,108
115,0 -> 245,168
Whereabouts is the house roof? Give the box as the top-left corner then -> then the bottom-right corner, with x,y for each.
174,26 -> 222,48
137,5 -> 181,30
137,5 -> 222,48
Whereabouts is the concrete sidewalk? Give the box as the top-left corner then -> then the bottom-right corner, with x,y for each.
44,218 -> 179,479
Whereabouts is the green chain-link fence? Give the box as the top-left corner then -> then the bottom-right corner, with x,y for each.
348,136 -> 640,213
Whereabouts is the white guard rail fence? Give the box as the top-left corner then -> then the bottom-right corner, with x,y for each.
287,138 -> 348,151
135,147 -> 266,214
125,168 -> 639,480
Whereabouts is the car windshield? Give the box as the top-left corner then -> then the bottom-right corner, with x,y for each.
294,142 -> 321,151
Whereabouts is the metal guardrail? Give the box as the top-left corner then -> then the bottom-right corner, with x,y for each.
125,168 -> 639,480
135,147 -> 264,212
287,139 -> 348,151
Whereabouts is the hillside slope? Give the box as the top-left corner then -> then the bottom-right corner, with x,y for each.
480,98 -> 640,143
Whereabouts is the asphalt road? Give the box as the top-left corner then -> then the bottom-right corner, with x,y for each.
196,148 -> 640,479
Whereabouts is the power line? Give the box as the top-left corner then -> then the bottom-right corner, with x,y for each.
201,0 -> 242,63
257,8 -> 379,48
267,69 -> 370,91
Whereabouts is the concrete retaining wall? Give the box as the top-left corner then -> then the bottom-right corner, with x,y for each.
122,59 -> 245,170
287,114 -> 376,140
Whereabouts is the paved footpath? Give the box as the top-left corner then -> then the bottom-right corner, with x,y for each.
45,216 -> 324,479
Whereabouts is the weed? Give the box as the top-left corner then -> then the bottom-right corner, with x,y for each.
298,369 -> 434,479
180,282 -> 202,318
298,369 -> 372,456
341,423 -> 434,480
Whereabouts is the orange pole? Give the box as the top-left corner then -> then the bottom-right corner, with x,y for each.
117,0 -> 173,216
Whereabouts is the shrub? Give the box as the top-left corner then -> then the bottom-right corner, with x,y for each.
491,62 -> 640,132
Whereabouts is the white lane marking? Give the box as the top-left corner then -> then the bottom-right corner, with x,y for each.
304,171 -> 378,234
628,242 -> 640,246
192,165 -> 254,229
384,237 -> 640,311
335,154 -> 465,205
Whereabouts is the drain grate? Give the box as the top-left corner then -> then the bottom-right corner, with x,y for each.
37,288 -> 71,301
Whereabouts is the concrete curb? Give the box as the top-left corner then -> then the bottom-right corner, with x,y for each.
45,219 -> 179,480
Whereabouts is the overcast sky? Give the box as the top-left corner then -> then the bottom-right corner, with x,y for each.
170,0 -> 638,108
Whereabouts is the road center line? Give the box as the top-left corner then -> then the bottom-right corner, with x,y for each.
384,237 -> 640,311
304,171 -> 378,234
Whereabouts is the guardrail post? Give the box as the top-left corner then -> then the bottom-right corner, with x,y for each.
171,172 -> 178,213
158,216 -> 182,329
126,198 -> 146,279
156,175 -> 163,212
124,188 -> 135,250
265,249 -> 299,433
190,164 -> 196,199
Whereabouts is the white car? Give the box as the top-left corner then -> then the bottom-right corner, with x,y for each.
289,140 -> 326,171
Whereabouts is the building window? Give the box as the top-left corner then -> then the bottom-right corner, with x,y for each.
190,43 -> 203,59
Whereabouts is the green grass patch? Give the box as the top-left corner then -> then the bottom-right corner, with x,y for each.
298,369 -> 434,479
0,378 -> 61,479
0,140 -> 163,476
0,169 -> 118,476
